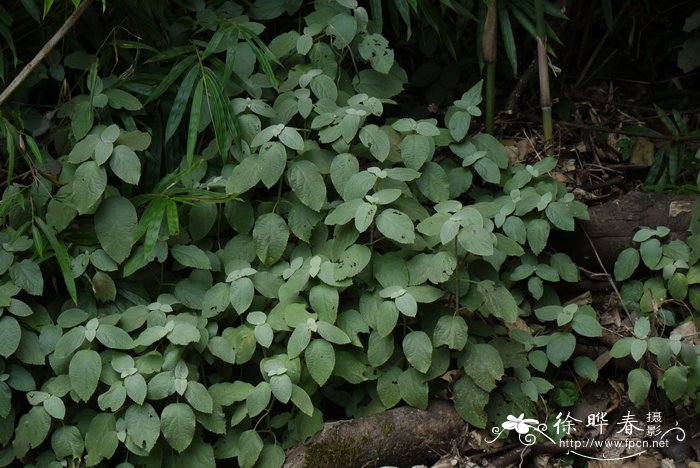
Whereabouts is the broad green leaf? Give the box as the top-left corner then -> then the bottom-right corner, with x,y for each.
335,244 -> 371,281
330,153 -> 359,194
640,238 -> 662,269
0,316 -> 21,357
259,142 -> 287,188
92,271 -> 116,302
72,161 -> 107,213
376,209 -> 414,244
247,382 -> 271,418
229,277 -> 254,314
290,384 -> 314,416
402,331 -> 432,373
571,313 -> 602,337
270,374 -> 293,403
109,145 -> 141,185
546,332 -> 576,367
51,425 -> 84,459
305,339 -> 335,386
627,368 -> 651,405
9,259 -> 43,296
13,406 -> 51,457
84,413 -> 118,466
614,248 -> 640,282
171,244 -> 211,270
573,356 -> 598,382
526,219 -> 550,255
400,134 -> 433,170
189,203 -> 217,242
279,127 -> 304,151
124,374 -> 147,405
453,376 -> 488,428
417,162 -> 449,203
238,430 -> 263,468
463,343 -> 503,392
367,332 -> 394,367
125,403 -> 160,454
253,213 -> 289,265
478,282 -> 518,323
161,403 -> 196,453
309,284 -> 339,323
96,324 -> 134,349
287,160 -> 326,211
433,315 -> 468,350
377,367 -> 402,408
398,368 -> 428,409
69,349 -> 102,402
354,201 -> 377,233
316,321 -> 350,344
661,366 -> 688,402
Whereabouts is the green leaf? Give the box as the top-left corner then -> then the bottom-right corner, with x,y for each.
125,374 -> 147,405
400,134 -> 433,170
96,324 -> 134,349
669,272 -> 688,300
661,366 -> 688,402
448,110 -> 471,142
526,219 -> 550,255
574,356 -> 598,382
287,161 -> 326,211
13,406 -> 51,457
571,313 -> 602,337
545,202 -> 575,231
10,259 -> 43,296
627,368 -> 651,405
614,248 -> 640,281
246,382 -> 271,417
290,384 -> 314,416
463,343 -> 504,392
417,162 -> 450,203
229,278 -> 254,314
376,209 -> 414,244
316,321 -> 350,344
171,244 -> 211,270
478,282 -> 518,323
51,425 -> 84,459
84,413 -> 118,466
124,403 -> 160,454
377,367 -> 402,408
238,430 -> 263,468
270,374 -> 293,403
109,145 -> 141,185
367,332 -> 395,367
336,244 -> 371,281
259,142 -> 287,188
256,444 -> 285,468
433,315 -> 468,350
161,403 -> 196,453
305,339 -> 335,386
92,271 -> 116,302
253,213 -> 289,265
546,332 -> 576,367
0,316 -> 21,357
453,376 -> 489,428
105,89 -> 142,110
640,238 -> 662,269
72,161 -> 107,214
402,331 -> 432,373
69,349 -> 102,402
398,368 -> 428,409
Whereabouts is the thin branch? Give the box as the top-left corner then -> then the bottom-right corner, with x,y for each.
0,0 -> 95,107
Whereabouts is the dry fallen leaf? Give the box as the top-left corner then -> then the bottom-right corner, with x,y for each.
630,137 -> 655,167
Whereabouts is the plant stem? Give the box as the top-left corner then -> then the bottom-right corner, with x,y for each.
486,63 -> 496,134
0,0 -> 95,107
534,0 -> 553,155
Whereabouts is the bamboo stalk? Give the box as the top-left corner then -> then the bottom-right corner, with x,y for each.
0,0 -> 94,107
534,0 -> 553,155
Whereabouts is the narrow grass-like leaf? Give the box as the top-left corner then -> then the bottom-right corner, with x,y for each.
498,3 -> 517,74
145,55 -> 196,104
186,78 -> 204,164
35,218 -> 77,304
164,64 -> 199,142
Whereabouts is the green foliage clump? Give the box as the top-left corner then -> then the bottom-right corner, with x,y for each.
0,1 -> 698,467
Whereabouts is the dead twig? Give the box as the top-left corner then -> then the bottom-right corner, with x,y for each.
0,0 -> 95,107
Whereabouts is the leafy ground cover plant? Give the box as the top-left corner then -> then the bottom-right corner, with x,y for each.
0,1 -> 698,467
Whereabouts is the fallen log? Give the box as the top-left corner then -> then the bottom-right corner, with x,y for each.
283,400 -> 466,468
555,192 -> 696,269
